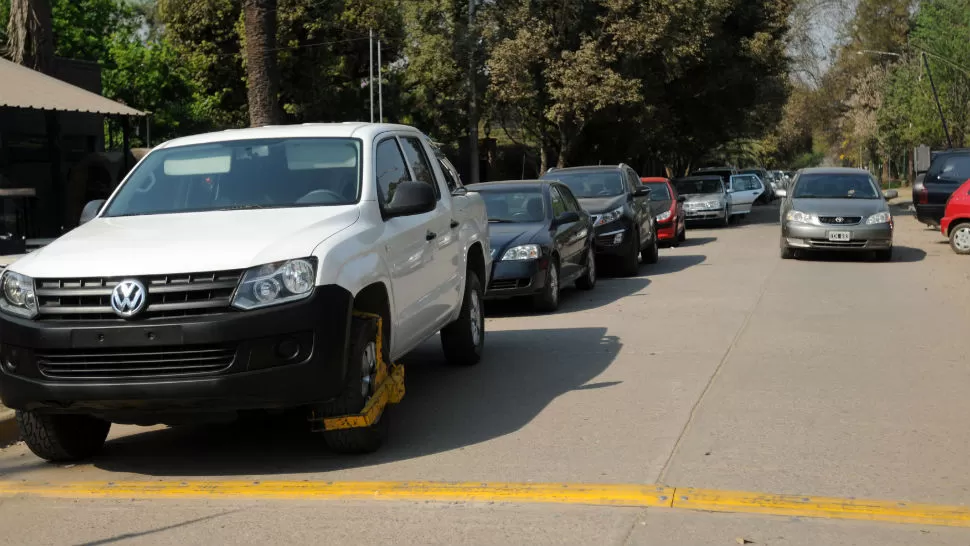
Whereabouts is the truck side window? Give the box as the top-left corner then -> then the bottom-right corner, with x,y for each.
399,136 -> 441,199
376,138 -> 411,205
438,158 -> 460,192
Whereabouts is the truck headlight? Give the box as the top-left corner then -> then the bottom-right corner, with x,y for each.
232,258 -> 317,310
0,270 -> 37,319
786,210 -> 816,224
594,207 -> 624,226
501,244 -> 540,261
656,210 -> 672,222
866,212 -> 891,225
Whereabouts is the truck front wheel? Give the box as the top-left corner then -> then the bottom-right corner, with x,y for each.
441,269 -> 484,366
17,411 -> 110,462
321,317 -> 387,454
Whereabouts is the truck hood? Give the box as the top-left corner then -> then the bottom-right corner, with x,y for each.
488,223 -> 546,255
577,195 -> 627,215
790,198 -> 887,216
683,193 -> 725,203
10,206 -> 361,278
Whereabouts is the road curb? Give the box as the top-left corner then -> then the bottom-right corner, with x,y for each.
0,407 -> 19,447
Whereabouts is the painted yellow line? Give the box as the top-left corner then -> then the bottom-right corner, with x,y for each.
0,481 -> 674,507
672,487 -> 970,528
1,480 -> 969,528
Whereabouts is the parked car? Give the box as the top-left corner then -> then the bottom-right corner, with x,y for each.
641,177 -> 686,246
673,175 -> 731,227
940,179 -> 970,255
727,173 -> 767,220
915,150 -> 970,227
476,180 -> 595,311
739,168 -> 774,204
541,165 -> 658,276
690,166 -> 738,182
0,123 -> 492,461
778,167 -> 896,261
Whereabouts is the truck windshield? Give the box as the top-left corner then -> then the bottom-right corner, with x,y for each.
104,138 -> 362,217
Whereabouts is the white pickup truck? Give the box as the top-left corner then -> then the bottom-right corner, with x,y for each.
0,123 -> 491,460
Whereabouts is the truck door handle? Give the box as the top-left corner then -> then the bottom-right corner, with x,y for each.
426,231 -> 437,241
450,220 -> 460,229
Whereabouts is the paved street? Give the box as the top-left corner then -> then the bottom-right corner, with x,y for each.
2,201 -> 970,544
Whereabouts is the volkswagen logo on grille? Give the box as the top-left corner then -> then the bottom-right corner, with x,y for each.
835,217 -> 845,223
110,279 -> 147,318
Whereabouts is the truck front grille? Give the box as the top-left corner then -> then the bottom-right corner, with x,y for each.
36,344 -> 237,379
35,270 -> 243,321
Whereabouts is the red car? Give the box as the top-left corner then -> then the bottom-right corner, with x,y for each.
941,178 -> 970,255
641,177 -> 686,246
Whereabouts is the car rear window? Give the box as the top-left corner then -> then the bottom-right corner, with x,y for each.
928,154 -> 970,183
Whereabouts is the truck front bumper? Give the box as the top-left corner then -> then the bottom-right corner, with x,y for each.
0,285 -> 353,423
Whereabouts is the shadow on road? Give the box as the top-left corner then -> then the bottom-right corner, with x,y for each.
795,245 -> 927,263
486,273 -> 651,316
649,254 -> 706,276
676,236 -> 716,248
91,327 -> 620,477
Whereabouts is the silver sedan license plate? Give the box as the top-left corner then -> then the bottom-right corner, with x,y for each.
828,231 -> 851,242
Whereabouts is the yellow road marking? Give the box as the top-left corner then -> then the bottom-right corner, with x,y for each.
1,480 -> 969,528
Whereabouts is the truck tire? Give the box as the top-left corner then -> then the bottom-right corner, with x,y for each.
17,411 -> 110,462
532,259 -> 560,312
441,269 -> 484,366
641,234 -> 659,264
322,317 -> 387,454
619,232 -> 640,277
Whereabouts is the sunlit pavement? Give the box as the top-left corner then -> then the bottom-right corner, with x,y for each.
2,201 -> 970,545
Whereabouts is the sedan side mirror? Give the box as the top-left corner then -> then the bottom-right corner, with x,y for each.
883,189 -> 898,200
553,211 -> 580,226
384,181 -> 437,218
677,195 -> 686,203
79,199 -> 106,225
774,188 -> 787,198
634,186 -> 651,197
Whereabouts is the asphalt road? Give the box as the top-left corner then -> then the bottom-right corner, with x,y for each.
2,200 -> 970,545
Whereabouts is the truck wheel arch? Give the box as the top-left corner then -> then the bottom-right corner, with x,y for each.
353,282 -> 392,349
466,242 -> 486,289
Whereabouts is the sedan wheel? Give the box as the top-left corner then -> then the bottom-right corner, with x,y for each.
533,261 -> 560,312
950,223 -> 970,255
576,246 -> 597,290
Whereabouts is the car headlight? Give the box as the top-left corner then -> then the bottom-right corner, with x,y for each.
0,270 -> 37,319
501,244 -> 541,261
866,211 -> 891,225
232,258 -> 317,310
705,200 -> 722,209
656,210 -> 672,222
786,210 -> 817,224
594,207 -> 624,226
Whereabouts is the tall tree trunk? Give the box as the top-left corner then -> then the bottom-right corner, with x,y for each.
6,0 -> 54,73
242,0 -> 282,127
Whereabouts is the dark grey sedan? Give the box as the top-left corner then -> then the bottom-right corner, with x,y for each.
778,168 -> 898,261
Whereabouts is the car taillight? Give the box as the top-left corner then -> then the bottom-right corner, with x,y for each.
916,185 -> 929,204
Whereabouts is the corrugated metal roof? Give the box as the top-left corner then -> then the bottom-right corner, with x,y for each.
0,57 -> 146,117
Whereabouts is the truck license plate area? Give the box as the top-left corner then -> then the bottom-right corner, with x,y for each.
71,325 -> 184,348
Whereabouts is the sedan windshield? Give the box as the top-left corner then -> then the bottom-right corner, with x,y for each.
545,171 -> 625,198
480,189 -> 546,223
644,182 -> 671,201
674,178 -> 723,195
104,138 -> 361,217
792,173 -> 879,199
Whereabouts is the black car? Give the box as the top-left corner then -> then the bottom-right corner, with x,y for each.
541,165 -> 658,276
915,150 -> 970,227
477,180 -> 596,312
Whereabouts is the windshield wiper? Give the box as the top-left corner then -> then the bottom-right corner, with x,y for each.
217,204 -> 266,211
488,218 -> 514,223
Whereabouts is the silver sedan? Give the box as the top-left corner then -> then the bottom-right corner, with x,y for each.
778,168 -> 898,261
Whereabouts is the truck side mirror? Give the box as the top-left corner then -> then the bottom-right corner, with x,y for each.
80,199 -> 106,225
384,181 -> 436,218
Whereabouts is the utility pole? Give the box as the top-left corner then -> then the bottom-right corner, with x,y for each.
369,29 -> 374,123
467,0 -> 480,184
923,52 -> 953,149
378,39 -> 383,123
